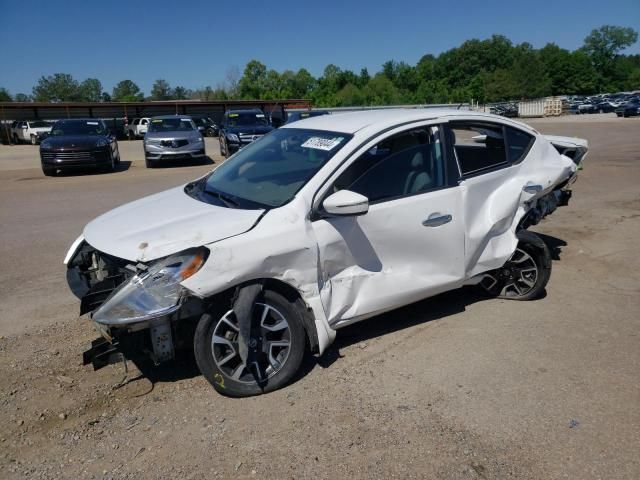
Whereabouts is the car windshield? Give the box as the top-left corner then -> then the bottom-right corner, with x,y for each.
51,120 -> 106,136
148,118 -> 195,132
29,121 -> 50,128
199,128 -> 352,208
226,112 -> 268,127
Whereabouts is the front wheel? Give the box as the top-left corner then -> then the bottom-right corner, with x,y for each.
479,230 -> 551,300
42,165 -> 56,176
194,290 -> 306,397
30,135 -> 37,145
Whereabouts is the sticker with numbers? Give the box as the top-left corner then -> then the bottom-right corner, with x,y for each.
301,137 -> 344,151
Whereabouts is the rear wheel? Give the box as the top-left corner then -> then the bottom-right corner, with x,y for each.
479,230 -> 551,300
30,135 -> 37,145
145,157 -> 156,168
194,290 -> 306,397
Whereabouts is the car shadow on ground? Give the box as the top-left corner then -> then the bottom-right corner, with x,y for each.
55,161 -> 132,176
122,232 -> 569,389
151,156 -> 214,169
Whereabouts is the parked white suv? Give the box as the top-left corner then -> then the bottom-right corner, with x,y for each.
65,109 -> 587,397
125,117 -> 150,139
11,120 -> 52,145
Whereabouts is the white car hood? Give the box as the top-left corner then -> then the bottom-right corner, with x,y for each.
83,186 -> 264,262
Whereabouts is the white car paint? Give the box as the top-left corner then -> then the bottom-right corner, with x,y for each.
67,109 -> 584,355
12,120 -> 52,144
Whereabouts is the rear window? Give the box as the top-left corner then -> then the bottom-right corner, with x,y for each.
505,127 -> 534,164
449,123 -> 507,175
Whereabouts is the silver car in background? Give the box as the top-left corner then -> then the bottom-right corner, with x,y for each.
143,116 -> 206,168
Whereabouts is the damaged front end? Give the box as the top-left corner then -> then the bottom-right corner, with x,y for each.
65,239 -> 208,370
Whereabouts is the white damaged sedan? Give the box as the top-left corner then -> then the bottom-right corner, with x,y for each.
65,109 -> 587,397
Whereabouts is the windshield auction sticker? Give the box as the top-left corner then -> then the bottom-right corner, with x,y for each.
301,137 -> 344,151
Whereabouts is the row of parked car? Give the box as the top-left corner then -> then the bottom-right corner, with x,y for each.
567,92 -> 640,116
36,109 -> 332,176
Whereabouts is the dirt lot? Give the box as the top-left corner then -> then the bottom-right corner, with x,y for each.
1,116 -> 639,479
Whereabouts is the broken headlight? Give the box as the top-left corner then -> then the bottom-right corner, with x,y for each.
92,248 -> 208,325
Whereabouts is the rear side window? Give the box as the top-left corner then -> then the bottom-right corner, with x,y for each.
505,127 -> 534,164
449,123 -> 507,175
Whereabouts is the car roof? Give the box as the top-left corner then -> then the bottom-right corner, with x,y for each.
282,108 -> 534,134
150,115 -> 193,120
55,118 -> 104,122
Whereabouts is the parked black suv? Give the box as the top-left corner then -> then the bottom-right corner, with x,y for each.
218,109 -> 274,157
39,118 -> 120,176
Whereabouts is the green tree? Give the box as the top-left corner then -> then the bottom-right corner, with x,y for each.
291,68 -> 316,98
363,74 -> 399,105
15,93 -> 32,102
151,79 -> 173,100
0,88 -> 11,102
112,80 -> 144,101
583,26 -> 638,71
79,78 -> 103,102
32,73 -> 80,102
173,86 -> 191,100
335,83 -> 365,106
511,44 -> 552,99
238,60 -> 268,99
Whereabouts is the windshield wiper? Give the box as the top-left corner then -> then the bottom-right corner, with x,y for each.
203,187 -> 240,208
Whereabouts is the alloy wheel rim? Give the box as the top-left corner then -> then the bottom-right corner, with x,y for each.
482,247 -> 539,297
211,303 -> 291,384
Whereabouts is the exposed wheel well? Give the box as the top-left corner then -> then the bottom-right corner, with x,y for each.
202,279 -> 320,354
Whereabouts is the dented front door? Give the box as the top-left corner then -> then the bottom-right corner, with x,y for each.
311,124 -> 465,326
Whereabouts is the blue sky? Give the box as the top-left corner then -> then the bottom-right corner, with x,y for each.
1,0 -> 638,96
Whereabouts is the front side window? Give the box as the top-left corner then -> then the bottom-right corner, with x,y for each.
449,122 -> 507,175
148,118 -> 195,132
198,128 -> 352,208
141,119 -> 148,125
332,126 -> 446,204
29,121 -> 49,128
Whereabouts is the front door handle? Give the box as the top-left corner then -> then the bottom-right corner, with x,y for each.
422,213 -> 452,227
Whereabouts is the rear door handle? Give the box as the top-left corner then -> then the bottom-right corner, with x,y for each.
422,213 -> 452,227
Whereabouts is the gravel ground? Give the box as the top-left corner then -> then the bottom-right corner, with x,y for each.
0,115 -> 639,479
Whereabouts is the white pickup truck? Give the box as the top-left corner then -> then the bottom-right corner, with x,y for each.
125,117 -> 151,139
11,120 -> 52,145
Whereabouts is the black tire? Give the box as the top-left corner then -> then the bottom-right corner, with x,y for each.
30,135 -> 37,145
219,137 -> 225,157
42,165 -> 56,176
478,230 -> 552,301
145,157 -> 156,168
127,129 -> 134,140
12,134 -> 20,144
194,289 -> 306,397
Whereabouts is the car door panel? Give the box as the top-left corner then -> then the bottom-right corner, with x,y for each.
313,187 -> 464,325
310,123 -> 465,326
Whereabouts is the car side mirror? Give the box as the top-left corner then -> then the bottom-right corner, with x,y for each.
322,190 -> 369,216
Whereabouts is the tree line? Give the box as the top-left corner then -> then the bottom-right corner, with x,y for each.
1,25 -> 638,107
